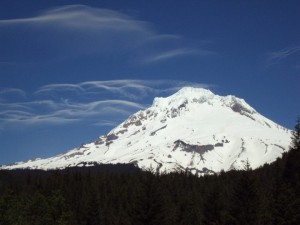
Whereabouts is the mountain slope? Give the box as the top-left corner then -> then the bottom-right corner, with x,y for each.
1,87 -> 291,174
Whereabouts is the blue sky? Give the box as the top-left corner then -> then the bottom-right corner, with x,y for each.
0,0 -> 299,165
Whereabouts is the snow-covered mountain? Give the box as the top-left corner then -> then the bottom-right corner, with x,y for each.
1,87 -> 291,174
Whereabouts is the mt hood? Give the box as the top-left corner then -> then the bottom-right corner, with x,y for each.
2,87 -> 291,174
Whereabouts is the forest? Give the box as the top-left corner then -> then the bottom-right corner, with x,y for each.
0,119 -> 299,225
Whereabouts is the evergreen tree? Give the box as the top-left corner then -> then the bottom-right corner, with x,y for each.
244,158 -> 252,171
291,116 -> 300,151
228,169 -> 257,225
1,132 -> 300,225
284,117 -> 300,187
203,184 -> 224,225
273,182 -> 300,225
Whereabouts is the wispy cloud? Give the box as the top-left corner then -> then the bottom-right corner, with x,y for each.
143,48 -> 215,63
144,49 -> 197,63
0,99 -> 144,127
0,5 -> 149,32
0,88 -> 27,103
35,84 -> 85,94
266,46 -> 300,67
0,80 -> 212,128
36,80 -> 212,99
93,120 -> 119,127
0,88 -> 26,97
0,5 -> 214,64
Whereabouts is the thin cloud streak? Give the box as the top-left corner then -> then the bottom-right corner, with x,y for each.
93,120 -> 119,127
144,49 -> 196,63
0,5 -> 149,32
36,80 -> 212,99
0,100 -> 144,127
0,5 -> 214,64
0,80 -> 213,128
0,88 -> 26,97
143,48 -> 214,63
35,84 -> 85,94
267,46 -> 300,67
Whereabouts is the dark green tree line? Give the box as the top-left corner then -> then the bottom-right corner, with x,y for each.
0,118 -> 299,225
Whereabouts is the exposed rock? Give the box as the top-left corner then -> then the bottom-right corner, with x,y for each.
123,113 -> 145,128
64,151 -> 84,160
178,100 -> 188,110
106,141 -> 113,146
215,143 -> 224,147
160,118 -> 167,123
129,130 -> 140,137
272,144 -> 285,151
150,125 -> 167,136
231,102 -> 251,114
135,120 -> 142,126
237,138 -> 246,158
171,108 -> 178,118
95,140 -> 105,145
173,140 -> 214,154
230,102 -> 255,121
265,122 -> 271,128
106,133 -> 119,141
105,134 -> 118,146
95,136 -> 106,145
116,129 -> 128,135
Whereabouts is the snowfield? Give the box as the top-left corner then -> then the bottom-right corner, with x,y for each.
1,87 -> 291,174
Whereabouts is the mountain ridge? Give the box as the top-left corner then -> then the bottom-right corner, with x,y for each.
1,87 -> 291,174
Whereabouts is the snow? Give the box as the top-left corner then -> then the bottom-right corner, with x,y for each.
1,87 -> 292,174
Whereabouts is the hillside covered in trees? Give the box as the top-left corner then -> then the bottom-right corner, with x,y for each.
0,118 -> 300,225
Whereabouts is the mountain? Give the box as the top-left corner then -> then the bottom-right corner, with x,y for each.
1,87 -> 292,174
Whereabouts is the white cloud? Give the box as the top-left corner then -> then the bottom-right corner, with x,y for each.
0,5 -> 214,64
0,88 -> 26,97
93,120 -> 119,127
143,48 -> 214,63
0,5 -> 149,32
144,49 -> 196,63
267,46 -> 300,67
0,100 -> 144,127
0,80 -> 213,128
35,84 -> 85,94
36,79 -> 212,99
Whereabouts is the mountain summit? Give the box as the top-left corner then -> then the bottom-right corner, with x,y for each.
2,87 -> 291,174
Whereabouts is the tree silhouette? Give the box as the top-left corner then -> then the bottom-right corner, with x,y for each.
291,116 -> 300,151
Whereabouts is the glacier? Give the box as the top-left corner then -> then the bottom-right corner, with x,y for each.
1,87 -> 291,174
